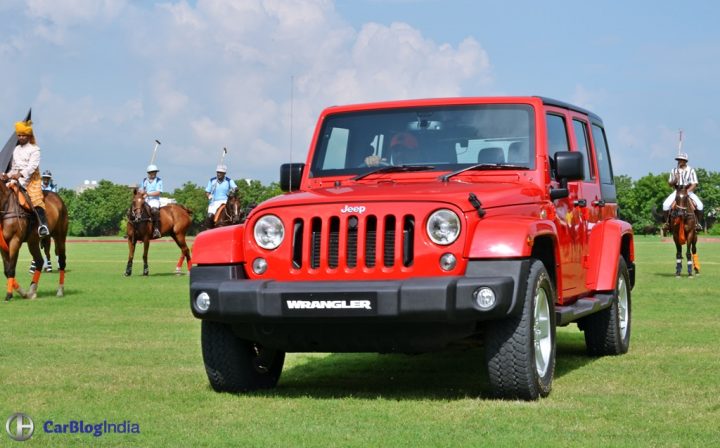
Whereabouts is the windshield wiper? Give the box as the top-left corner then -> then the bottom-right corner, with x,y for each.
439,163 -> 529,182
353,165 -> 435,181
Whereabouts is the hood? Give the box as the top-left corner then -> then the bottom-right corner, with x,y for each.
258,178 -> 545,213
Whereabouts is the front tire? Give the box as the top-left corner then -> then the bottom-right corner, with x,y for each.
201,320 -> 285,392
485,259 -> 556,400
581,256 -> 631,356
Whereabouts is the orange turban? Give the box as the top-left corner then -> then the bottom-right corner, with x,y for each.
15,120 -> 33,135
15,120 -> 36,144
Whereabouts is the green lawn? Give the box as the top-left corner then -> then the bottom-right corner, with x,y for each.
1,236 -> 719,446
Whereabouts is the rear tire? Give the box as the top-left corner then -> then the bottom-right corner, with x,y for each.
582,256 -> 631,356
485,259 -> 556,400
201,320 -> 285,392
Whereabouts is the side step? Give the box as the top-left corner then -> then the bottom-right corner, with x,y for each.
556,293 -> 614,326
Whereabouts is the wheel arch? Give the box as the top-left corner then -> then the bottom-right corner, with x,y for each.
585,219 -> 634,291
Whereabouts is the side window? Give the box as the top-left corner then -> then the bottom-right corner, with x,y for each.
572,119 -> 594,181
546,114 -> 569,161
591,124 -> 614,184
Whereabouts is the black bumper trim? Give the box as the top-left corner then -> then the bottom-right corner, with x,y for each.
190,260 -> 530,324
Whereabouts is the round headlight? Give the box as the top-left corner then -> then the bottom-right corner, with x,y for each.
253,214 -> 285,250
426,209 -> 461,245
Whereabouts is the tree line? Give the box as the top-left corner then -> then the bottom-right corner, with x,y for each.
58,170 -> 720,237
58,179 -> 283,236
616,169 -> 720,235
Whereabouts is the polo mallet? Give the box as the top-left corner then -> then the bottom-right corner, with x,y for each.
149,139 -> 161,165
219,147 -> 227,166
677,129 -> 683,156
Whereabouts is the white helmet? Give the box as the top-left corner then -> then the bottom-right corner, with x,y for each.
147,164 -> 159,172
216,164 -> 227,173
675,152 -> 689,161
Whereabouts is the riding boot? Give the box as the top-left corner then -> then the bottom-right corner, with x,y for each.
662,211 -> 670,232
204,214 -> 215,230
695,210 -> 703,232
152,209 -> 161,239
36,206 -> 50,238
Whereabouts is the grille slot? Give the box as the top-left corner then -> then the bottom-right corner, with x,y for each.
383,215 -> 396,267
365,216 -> 377,268
328,217 -> 340,268
311,217 -> 322,269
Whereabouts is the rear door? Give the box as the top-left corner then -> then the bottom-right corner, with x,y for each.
567,111 -> 602,293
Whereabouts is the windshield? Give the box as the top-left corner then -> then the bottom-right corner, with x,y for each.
309,104 -> 535,178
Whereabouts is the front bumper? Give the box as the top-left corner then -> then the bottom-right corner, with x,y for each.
190,260 -> 529,323
190,260 -> 529,352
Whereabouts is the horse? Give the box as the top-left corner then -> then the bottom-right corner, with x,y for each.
125,190 -> 192,276
671,186 -> 700,277
0,183 -> 68,300
212,193 -> 245,228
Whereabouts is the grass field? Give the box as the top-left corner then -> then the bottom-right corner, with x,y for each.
1,236 -> 719,446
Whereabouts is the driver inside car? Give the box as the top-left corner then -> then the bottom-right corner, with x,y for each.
364,132 -> 420,167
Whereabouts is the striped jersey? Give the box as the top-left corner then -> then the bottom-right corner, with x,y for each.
669,165 -> 698,187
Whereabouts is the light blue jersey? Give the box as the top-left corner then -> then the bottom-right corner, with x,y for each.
206,177 -> 237,202
142,176 -> 163,208
41,182 -> 58,192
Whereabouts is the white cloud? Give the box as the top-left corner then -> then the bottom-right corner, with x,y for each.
25,0 -> 126,43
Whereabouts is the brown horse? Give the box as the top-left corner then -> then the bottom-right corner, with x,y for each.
671,186 -> 700,277
125,190 -> 192,276
213,193 -> 245,228
0,183 -> 68,300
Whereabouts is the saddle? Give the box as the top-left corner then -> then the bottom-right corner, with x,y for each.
213,204 -> 227,225
8,183 -> 33,213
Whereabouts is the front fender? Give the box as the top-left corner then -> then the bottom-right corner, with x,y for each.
586,219 -> 634,291
466,216 -> 557,258
192,225 -> 245,265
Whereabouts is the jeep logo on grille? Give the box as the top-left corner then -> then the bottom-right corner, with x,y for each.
340,205 -> 366,214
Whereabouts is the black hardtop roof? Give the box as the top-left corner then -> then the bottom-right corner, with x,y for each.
536,96 -> 604,125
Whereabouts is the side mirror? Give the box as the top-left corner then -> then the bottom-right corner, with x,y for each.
554,151 -> 584,182
549,151 -> 584,200
280,163 -> 304,192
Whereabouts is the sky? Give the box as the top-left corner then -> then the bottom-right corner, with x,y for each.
1,0 -> 719,191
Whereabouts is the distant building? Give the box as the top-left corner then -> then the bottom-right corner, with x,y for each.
75,179 -> 98,194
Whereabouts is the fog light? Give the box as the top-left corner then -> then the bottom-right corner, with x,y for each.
195,292 -> 211,313
439,253 -> 457,271
253,258 -> 268,275
473,287 -> 496,310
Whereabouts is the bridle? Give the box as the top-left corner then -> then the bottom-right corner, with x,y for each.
225,198 -> 242,224
129,196 -> 151,224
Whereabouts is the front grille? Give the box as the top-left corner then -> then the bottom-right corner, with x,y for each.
291,214 -> 415,272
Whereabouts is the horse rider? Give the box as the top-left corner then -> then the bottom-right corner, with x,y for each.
662,152 -> 703,231
141,164 -> 163,238
204,164 -> 237,229
41,170 -> 58,192
1,120 -> 50,237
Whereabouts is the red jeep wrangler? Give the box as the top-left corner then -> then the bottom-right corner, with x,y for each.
190,96 -> 635,400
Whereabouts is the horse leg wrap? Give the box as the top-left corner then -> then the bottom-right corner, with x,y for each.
59,270 -> 65,285
11,278 -> 26,298
32,270 -> 41,284
693,254 -> 701,270
6,278 -> 14,299
27,282 -> 38,299
176,256 -> 184,270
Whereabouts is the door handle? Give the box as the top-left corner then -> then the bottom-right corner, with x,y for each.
573,199 -> 587,207
593,200 -> 606,207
